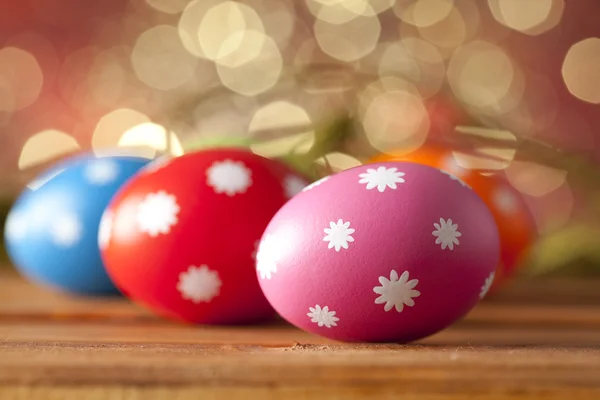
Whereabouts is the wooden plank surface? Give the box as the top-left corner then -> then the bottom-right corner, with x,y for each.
1,268 -> 600,399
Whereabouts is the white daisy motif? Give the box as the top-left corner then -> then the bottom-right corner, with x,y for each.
256,234 -> 278,280
136,191 -> 180,237
358,166 -> 405,192
302,176 -> 330,192
177,265 -> 222,303
206,159 -> 252,196
440,170 -> 471,189
493,187 -> 518,214
323,219 -> 355,252
373,270 -> 420,312
50,213 -> 83,247
432,218 -> 462,250
284,175 -> 307,198
98,210 -> 113,250
4,211 -> 28,240
480,271 -> 495,299
84,159 -> 120,185
307,305 -> 339,328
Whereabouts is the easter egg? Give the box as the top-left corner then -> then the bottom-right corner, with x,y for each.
3,152 -> 152,294
370,145 -> 536,292
99,148 -> 309,324
256,162 -> 500,343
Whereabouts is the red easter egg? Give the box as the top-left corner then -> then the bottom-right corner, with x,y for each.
99,148 -> 309,324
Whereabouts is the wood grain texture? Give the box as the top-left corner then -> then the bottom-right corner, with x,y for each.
1,269 -> 600,399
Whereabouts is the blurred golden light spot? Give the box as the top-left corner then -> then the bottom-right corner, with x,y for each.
0,77 -> 15,114
249,101 -> 313,134
249,101 -> 314,157
313,1 -> 369,23
57,46 -> 99,111
379,44 -> 421,82
0,47 -> 43,112
119,123 -> 184,156
5,32 -> 59,83
524,75 -> 558,131
306,0 -> 394,24
245,0 -> 295,49
88,48 -> 128,108
452,126 -> 517,170
317,152 -> 363,172
294,38 -> 334,69
179,0 -> 222,57
562,38 -> 600,104
217,32 -> 282,96
132,25 -> 198,91
488,0 -> 563,35
413,0 -> 455,27
19,130 -> 80,170
394,0 -> 454,27
198,2 -> 265,67
362,90 -> 429,154
447,41 -> 514,109
314,7 -> 381,62
505,160 -> 567,197
378,38 -> 445,98
92,109 -> 151,150
417,5 -> 466,49
455,0 -> 481,41
145,0 -> 191,14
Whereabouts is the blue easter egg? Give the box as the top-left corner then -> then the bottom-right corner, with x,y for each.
3,152 -> 152,295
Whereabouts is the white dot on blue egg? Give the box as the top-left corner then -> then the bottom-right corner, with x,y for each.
4,211 -> 28,241
3,152 -> 152,295
83,158 -> 120,185
49,213 -> 83,247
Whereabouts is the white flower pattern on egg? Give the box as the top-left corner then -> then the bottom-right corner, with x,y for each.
4,211 -> 28,240
493,187 -> 519,214
358,166 -> 405,192
323,219 -> 355,252
373,270 -> 420,312
50,213 -> 83,247
206,159 -> 252,196
177,265 -> 222,303
136,191 -> 180,237
432,218 -> 461,250
84,159 -> 120,185
307,305 -> 339,328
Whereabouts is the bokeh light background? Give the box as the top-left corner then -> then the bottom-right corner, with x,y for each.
1,0 -> 600,272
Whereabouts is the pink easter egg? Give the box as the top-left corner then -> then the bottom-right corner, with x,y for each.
256,161 -> 500,343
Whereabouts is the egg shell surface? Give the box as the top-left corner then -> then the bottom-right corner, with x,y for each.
100,148 -> 309,325
370,145 -> 536,292
3,153 -> 152,294
257,162 -> 500,343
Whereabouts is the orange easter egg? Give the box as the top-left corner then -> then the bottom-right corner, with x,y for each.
369,145 -> 536,294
